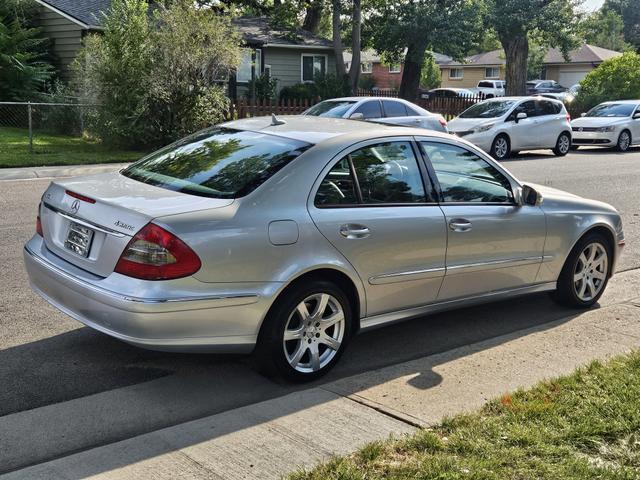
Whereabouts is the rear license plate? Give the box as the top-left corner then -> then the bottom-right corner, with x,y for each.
65,222 -> 94,258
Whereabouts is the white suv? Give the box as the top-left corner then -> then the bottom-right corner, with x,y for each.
448,97 -> 572,160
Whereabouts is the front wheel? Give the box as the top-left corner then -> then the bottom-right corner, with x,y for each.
552,232 -> 612,308
491,134 -> 511,160
553,132 -> 571,156
616,130 -> 631,152
253,280 -> 352,382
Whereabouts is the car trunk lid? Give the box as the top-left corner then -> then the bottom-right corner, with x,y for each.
40,171 -> 233,277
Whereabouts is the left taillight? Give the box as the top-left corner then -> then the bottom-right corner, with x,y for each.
36,203 -> 43,237
114,223 -> 201,281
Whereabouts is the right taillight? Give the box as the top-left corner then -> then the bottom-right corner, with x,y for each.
36,203 -> 43,237
114,223 -> 201,280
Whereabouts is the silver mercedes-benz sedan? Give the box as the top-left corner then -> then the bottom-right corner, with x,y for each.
24,116 -> 625,381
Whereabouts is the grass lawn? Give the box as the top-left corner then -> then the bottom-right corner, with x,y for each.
0,127 -> 146,168
291,352 -> 640,480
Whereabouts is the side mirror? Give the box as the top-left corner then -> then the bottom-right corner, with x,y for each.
515,112 -> 527,123
581,112 -> 587,117
520,184 -> 543,206
633,112 -> 640,119
349,112 -> 364,120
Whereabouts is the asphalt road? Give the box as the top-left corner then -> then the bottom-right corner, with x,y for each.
1,147 -> 639,466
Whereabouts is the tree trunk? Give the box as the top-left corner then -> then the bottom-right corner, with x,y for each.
348,0 -> 362,94
398,41 -> 427,101
332,0 -> 346,78
302,1 -> 323,33
502,35 -> 529,96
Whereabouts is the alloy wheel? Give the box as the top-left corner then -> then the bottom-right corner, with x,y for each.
494,137 -> 508,159
558,134 -> 571,154
619,131 -> 631,151
573,242 -> 608,302
283,293 -> 346,373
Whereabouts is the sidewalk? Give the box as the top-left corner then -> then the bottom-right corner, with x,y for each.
3,272 -> 640,479
0,163 -> 128,181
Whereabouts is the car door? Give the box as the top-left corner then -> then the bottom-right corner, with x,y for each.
351,100 -> 383,120
630,104 -> 640,143
309,138 -> 447,316
418,139 -> 547,300
507,100 -> 539,150
534,100 -> 563,147
381,99 -> 435,130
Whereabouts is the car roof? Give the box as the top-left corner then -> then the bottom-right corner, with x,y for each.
600,99 -> 640,105
485,96 -> 562,103
221,115 -> 450,145
319,96 -> 413,103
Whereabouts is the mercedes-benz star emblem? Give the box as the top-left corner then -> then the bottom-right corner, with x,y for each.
70,200 -> 80,214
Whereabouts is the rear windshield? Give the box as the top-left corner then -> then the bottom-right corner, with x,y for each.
304,100 -> 357,118
459,100 -> 516,119
122,128 -> 311,199
585,103 -> 636,118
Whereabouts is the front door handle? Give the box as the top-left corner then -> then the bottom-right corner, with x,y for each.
340,224 -> 371,239
449,218 -> 472,233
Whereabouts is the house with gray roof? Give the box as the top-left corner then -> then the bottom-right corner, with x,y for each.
439,44 -> 622,89
33,1 -> 336,95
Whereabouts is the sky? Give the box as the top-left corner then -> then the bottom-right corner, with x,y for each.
582,0 -> 605,11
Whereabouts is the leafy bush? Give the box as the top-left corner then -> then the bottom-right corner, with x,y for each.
246,72 -> 278,100
576,51 -> 640,111
279,73 -> 350,102
279,83 -> 317,101
420,51 -> 441,89
74,0 -> 240,149
358,74 -> 376,90
36,81 -> 84,135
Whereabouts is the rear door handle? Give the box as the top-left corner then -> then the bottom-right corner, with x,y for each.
340,224 -> 371,239
449,218 -> 472,233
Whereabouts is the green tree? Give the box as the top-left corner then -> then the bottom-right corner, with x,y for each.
0,0 -> 53,100
420,51 -> 441,89
75,0 -> 240,148
577,51 -> 640,109
603,0 -> 640,51
486,0 -> 580,96
368,0 -> 484,100
581,7 -> 633,52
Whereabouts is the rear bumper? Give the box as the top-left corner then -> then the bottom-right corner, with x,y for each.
23,236 -> 281,353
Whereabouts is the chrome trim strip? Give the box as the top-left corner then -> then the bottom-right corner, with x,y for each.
369,267 -> 445,285
446,256 -> 543,274
43,202 -> 128,237
542,255 -> 555,262
24,245 -> 259,306
360,282 -> 557,331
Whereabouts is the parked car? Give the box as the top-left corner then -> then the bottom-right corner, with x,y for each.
425,88 -> 477,99
302,97 -> 448,132
448,97 -> 572,160
526,80 -> 567,95
470,80 -> 506,98
24,116 -> 624,381
571,100 -> 640,151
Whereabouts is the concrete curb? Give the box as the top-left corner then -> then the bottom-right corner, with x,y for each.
0,163 -> 129,181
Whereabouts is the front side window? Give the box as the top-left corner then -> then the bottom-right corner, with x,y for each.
123,129 -> 311,199
302,54 -> 326,82
421,142 -> 514,204
512,100 -> 538,119
237,49 -> 262,83
449,68 -> 463,79
382,100 -> 407,117
315,142 -> 427,206
352,100 -> 382,119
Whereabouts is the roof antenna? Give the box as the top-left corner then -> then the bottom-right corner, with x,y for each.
271,113 -> 286,126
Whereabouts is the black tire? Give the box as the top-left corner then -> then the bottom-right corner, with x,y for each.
616,130 -> 631,152
552,232 -> 613,308
553,132 -> 571,156
253,280 -> 352,382
491,134 -> 511,160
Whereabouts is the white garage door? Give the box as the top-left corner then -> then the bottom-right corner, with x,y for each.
558,69 -> 591,87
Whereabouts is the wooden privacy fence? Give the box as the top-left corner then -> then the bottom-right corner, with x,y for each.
228,98 -> 319,119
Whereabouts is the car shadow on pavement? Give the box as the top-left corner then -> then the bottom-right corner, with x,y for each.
502,146 -> 640,162
0,291 -> 590,475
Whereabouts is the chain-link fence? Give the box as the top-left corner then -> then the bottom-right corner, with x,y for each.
0,102 -> 96,154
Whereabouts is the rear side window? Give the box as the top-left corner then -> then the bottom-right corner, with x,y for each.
122,128 -> 311,199
382,100 -> 407,117
315,141 -> 427,206
539,100 -> 560,115
353,100 -> 382,119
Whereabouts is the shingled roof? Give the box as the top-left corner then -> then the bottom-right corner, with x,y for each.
443,44 -> 622,67
36,0 -> 110,29
232,17 -> 332,49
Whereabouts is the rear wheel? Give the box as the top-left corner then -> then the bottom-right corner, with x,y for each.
253,280 -> 352,382
491,134 -> 511,160
552,232 -> 612,308
616,130 -> 631,152
553,132 -> 571,156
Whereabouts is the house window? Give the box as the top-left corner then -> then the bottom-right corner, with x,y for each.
485,67 -> 500,79
389,63 -> 401,73
449,68 -> 463,79
302,54 -> 327,82
361,62 -> 373,74
237,49 -> 262,83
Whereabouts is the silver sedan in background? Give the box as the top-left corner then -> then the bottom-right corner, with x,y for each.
24,116 -> 624,381
302,96 -> 448,132
571,100 -> 640,151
